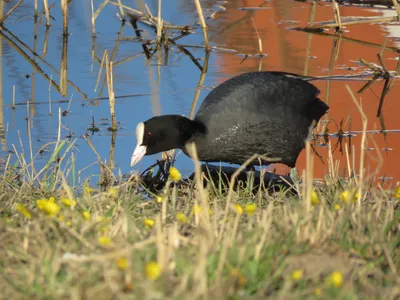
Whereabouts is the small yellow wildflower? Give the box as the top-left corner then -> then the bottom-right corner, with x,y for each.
169,167 -> 181,182
144,218 -> 155,229
176,212 -> 189,224
16,204 -> 31,219
334,204 -> 341,211
108,187 -> 118,197
192,204 -> 202,215
340,190 -> 360,205
37,199 -> 60,216
98,236 -> 112,246
311,190 -> 320,206
116,257 -> 129,270
230,268 -> 247,287
291,269 -> 303,281
82,211 -> 91,220
315,288 -> 322,296
145,261 -> 161,280
61,198 -> 77,208
154,196 -> 163,203
393,186 -> 400,198
244,203 -> 257,215
84,186 -> 94,195
48,197 -> 56,203
234,204 -> 243,214
327,271 -> 343,288
58,215 -> 65,222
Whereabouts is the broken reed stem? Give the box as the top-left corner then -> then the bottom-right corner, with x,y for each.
60,35 -> 68,97
91,0 -> 96,37
250,17 -> 263,55
104,51 -> 117,131
116,0 -> 125,19
0,0 -> 24,23
61,0 -> 68,36
332,0 -> 342,31
302,15 -> 398,30
43,0 -> 50,26
392,0 -> 400,21
157,0 -> 162,45
346,85 -> 367,213
12,85 -> 15,109
34,0 -> 38,18
194,0 -> 210,51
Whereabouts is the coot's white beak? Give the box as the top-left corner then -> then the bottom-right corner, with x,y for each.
130,144 -> 147,167
130,122 -> 146,167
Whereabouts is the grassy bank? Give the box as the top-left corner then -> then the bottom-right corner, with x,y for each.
0,142 -> 399,300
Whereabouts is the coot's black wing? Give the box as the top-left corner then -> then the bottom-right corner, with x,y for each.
191,72 -> 329,166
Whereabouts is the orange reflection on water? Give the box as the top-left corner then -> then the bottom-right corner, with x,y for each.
208,0 -> 400,183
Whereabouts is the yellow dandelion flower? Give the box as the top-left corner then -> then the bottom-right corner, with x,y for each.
16,204 -> 31,219
154,196 -> 163,203
230,268 -> 247,287
340,190 -> 360,205
311,190 -> 320,206
327,271 -> 343,288
37,199 -> 60,216
291,269 -> 303,281
82,211 -> 91,220
315,288 -> 322,296
394,186 -> 400,198
145,261 -> 161,280
48,197 -> 56,203
234,204 -> 243,214
169,167 -> 181,182
98,236 -> 112,246
116,257 -> 129,270
176,212 -> 189,224
107,187 -> 118,198
144,218 -> 155,229
334,204 -> 341,211
192,204 -> 202,215
244,203 -> 257,215
84,186 -> 94,195
61,198 -> 77,208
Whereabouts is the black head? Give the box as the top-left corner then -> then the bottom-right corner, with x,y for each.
130,115 -> 206,167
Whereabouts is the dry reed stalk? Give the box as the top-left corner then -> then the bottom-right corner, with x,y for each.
332,0 -> 342,31
61,0 -> 68,36
194,0 -> 210,50
12,85 -> 15,109
250,17 -> 263,55
104,51 -> 117,131
91,0 -> 96,36
189,50 -> 210,119
303,139 -> 314,215
43,0 -> 50,26
42,26 -> 50,57
218,154 -> 259,240
34,0 -> 38,18
302,15 -> 398,30
392,0 -> 400,20
0,0 -> 24,23
157,0 -> 162,45
60,36 -> 68,97
116,0 -> 125,19
345,85 -> 367,214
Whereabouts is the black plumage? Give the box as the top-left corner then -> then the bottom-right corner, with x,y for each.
130,71 -> 329,168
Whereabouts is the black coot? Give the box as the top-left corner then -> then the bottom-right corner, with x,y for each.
130,71 -> 329,170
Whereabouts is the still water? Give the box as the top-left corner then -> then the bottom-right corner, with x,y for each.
1,0 -> 399,186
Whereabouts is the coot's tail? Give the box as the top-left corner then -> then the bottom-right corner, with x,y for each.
308,98 -> 329,123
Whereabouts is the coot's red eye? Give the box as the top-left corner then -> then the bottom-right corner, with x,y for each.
148,132 -> 152,136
